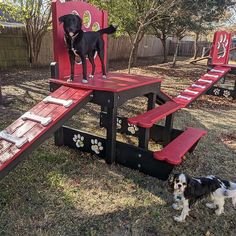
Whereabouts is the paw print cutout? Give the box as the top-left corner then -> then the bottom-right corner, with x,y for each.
213,88 -> 220,96
117,118 -> 122,129
73,134 -> 85,148
217,34 -> 229,59
91,139 -> 104,154
223,90 -> 231,98
128,123 -> 139,134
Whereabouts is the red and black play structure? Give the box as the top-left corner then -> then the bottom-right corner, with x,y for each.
0,1 -> 235,181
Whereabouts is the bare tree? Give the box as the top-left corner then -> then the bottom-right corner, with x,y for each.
0,0 -> 52,65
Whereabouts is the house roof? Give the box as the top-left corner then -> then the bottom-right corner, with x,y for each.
0,21 -> 24,27
0,8 -> 24,27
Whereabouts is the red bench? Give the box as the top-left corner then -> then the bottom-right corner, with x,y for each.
153,127 -> 207,165
128,101 -> 181,128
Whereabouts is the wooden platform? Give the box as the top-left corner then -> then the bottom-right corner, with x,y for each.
50,72 -> 162,92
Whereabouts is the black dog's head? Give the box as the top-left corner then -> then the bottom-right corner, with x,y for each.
59,14 -> 82,37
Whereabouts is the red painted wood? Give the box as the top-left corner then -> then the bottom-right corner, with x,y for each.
153,127 -> 207,165
0,86 -> 92,171
210,31 -> 231,65
173,66 -> 231,107
50,72 -> 162,92
210,64 -> 236,69
52,0 -> 108,80
128,101 -> 181,128
0,86 -> 75,160
160,90 -> 173,100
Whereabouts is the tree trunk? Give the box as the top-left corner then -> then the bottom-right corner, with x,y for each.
193,32 -> 199,60
161,36 -> 167,63
172,38 -> 180,67
132,44 -> 139,65
0,86 -> 2,105
128,28 -> 145,73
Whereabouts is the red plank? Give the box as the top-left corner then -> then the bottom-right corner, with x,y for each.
128,101 -> 181,128
153,127 -> 207,165
0,87 -> 92,171
173,66 -> 230,107
50,72 -> 162,93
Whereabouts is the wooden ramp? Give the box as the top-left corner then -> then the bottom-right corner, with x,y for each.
0,86 -> 92,179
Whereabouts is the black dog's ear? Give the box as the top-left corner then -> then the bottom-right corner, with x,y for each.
59,15 -> 67,24
75,15 -> 82,29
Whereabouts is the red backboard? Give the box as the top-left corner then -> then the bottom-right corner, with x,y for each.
210,31 -> 231,65
52,0 -> 108,79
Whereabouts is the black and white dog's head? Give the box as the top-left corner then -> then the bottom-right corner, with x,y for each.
169,173 -> 190,193
59,14 -> 82,37
168,173 -> 236,222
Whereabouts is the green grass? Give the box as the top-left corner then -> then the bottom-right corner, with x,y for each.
0,59 -> 235,235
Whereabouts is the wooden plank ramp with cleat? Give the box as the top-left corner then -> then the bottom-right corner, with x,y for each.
0,86 -> 92,179
174,66 -> 231,107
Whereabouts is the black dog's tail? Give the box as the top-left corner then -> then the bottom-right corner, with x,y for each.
98,25 -> 117,35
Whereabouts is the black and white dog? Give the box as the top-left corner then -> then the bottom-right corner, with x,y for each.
169,173 -> 236,222
59,14 -> 117,83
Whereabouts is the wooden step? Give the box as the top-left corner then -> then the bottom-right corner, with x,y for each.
128,101 -> 181,128
153,127 -> 207,165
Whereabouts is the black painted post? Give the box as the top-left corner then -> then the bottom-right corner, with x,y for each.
163,114 -> 174,146
138,128 -> 150,150
50,62 -> 59,79
147,93 -> 156,111
106,107 -> 117,164
54,127 -> 64,146
233,78 -> 236,99
137,93 -> 156,150
50,61 -> 63,146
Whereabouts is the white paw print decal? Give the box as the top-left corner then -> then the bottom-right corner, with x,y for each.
73,134 -> 85,148
91,139 -> 104,154
128,124 -> 139,134
117,118 -> 122,129
213,88 -> 220,96
217,34 -> 229,59
223,90 -> 231,98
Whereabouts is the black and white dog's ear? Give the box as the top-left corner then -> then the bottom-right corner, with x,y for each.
167,174 -> 175,188
184,178 -> 195,199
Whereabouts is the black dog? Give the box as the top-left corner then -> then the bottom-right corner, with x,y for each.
59,14 -> 117,83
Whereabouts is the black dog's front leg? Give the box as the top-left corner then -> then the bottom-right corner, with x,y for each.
81,55 -> 88,83
68,51 -> 75,82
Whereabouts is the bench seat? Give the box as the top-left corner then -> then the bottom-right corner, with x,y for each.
153,127 -> 207,165
128,101 -> 181,128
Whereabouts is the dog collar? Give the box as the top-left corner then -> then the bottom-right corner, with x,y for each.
64,34 -> 80,57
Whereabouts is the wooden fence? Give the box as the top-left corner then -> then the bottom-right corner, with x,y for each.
168,40 -> 211,57
37,32 -> 168,65
1,28 -> 223,69
108,35 -> 169,60
0,27 -> 28,68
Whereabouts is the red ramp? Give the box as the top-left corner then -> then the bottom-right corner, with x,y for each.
0,86 -> 92,178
